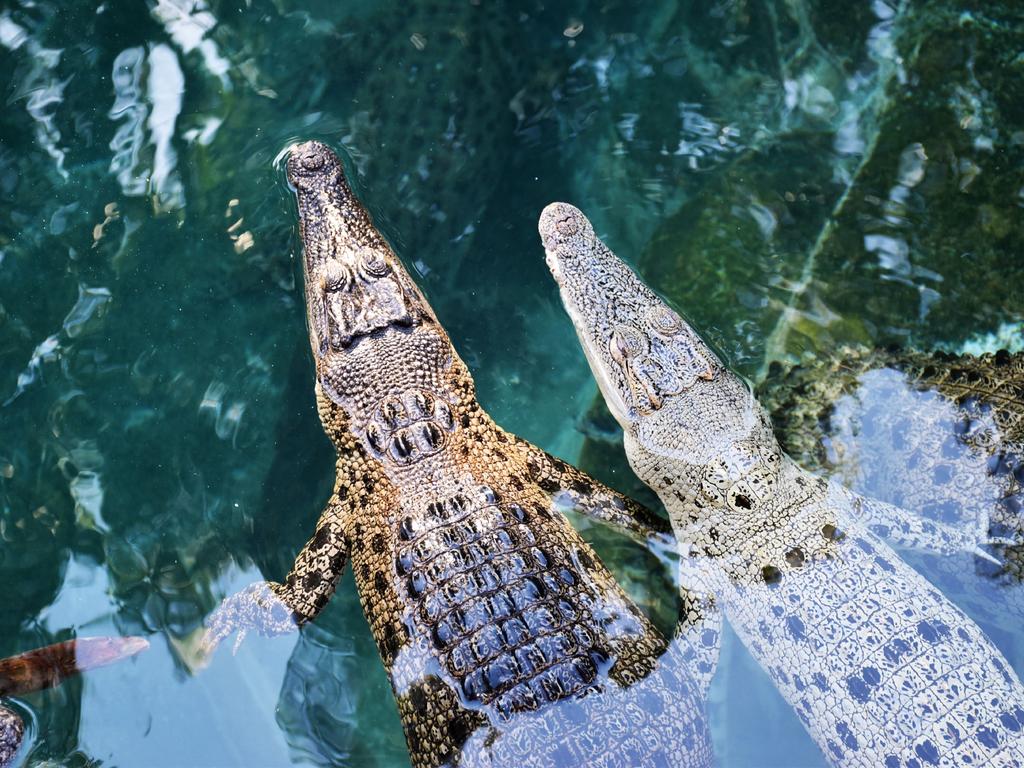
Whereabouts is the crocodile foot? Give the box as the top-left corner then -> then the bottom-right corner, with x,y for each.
201,581 -> 299,655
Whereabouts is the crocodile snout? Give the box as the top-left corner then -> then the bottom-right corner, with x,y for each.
538,202 -> 594,255
286,140 -> 341,189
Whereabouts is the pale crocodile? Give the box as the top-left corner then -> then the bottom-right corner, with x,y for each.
540,202 -> 1024,768
0,636 -> 148,767
202,142 -> 716,768
582,343 -> 1024,631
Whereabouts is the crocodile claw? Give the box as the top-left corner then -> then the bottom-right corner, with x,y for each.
973,546 -> 1005,567
972,534 -> 1020,567
201,582 -> 299,655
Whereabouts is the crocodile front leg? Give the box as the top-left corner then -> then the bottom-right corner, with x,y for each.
840,484 -> 1012,564
673,567 -> 721,697
203,497 -> 351,653
515,438 -> 675,547
514,435 -> 721,692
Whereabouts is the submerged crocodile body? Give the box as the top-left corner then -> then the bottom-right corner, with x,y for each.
540,202 -> 1024,768
759,346 -> 1024,603
203,142 -> 715,768
0,636 -> 148,767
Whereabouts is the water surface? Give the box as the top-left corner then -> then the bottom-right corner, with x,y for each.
1,1 -> 1022,766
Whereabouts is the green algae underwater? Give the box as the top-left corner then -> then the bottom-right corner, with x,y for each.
0,0 -> 1022,766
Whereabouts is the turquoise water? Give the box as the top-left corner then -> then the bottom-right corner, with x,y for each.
0,1 -> 1022,766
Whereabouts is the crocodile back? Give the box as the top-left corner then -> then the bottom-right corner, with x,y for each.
760,348 -> 1024,621
762,348 -> 1024,465
342,410 -> 713,768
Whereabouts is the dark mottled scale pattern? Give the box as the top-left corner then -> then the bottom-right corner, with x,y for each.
760,345 -> 1024,626
396,490 -> 611,713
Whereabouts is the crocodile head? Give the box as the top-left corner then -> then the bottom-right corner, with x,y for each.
538,202 -> 724,429
288,141 -> 430,351
287,141 -> 462,450
539,202 -> 779,502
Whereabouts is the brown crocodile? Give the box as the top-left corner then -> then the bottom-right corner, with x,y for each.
759,346 -> 1024,623
541,202 -> 1024,768
0,636 -> 148,767
202,141 -> 716,768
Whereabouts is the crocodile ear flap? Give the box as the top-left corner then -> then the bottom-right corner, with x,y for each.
515,439 -> 675,550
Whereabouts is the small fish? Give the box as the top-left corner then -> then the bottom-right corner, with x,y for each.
0,636 -> 149,767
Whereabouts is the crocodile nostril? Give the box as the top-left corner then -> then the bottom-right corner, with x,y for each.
300,150 -> 324,171
556,216 -> 578,236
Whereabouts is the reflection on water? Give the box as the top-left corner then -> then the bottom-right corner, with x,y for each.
0,0 -> 1021,766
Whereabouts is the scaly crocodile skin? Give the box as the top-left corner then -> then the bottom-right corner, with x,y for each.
541,202 -> 1024,768
0,637 -> 148,767
203,143 -> 715,768
759,346 -> 1024,603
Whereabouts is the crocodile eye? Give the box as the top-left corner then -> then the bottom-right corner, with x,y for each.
609,326 -> 645,363
609,333 -> 631,363
321,262 -> 352,292
649,306 -> 683,334
361,250 -> 390,278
